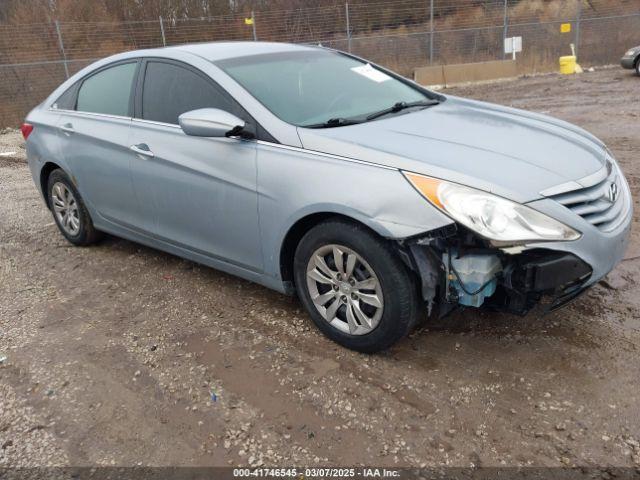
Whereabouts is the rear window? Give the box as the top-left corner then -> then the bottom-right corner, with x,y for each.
76,62 -> 137,117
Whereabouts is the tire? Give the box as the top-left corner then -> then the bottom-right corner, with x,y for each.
47,169 -> 102,246
293,219 -> 421,353
636,58 -> 640,76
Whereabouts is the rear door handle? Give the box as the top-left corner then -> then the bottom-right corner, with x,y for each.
130,143 -> 154,158
60,123 -> 74,135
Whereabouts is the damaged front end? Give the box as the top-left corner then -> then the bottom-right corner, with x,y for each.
401,224 -> 593,317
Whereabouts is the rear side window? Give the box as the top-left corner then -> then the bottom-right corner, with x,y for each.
76,62 -> 137,116
53,84 -> 78,110
141,61 -> 234,125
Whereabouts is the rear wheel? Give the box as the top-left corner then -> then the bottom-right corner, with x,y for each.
293,219 -> 421,353
47,169 -> 102,246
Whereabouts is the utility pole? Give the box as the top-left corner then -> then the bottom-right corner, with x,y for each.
346,3 -> 352,53
575,0 -> 582,58
251,11 -> 257,41
429,0 -> 434,65
54,20 -> 69,79
502,0 -> 509,59
159,16 -> 166,46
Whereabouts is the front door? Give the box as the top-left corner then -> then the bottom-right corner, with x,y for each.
128,59 -> 263,272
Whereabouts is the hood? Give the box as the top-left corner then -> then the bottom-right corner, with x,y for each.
296,96 -> 607,203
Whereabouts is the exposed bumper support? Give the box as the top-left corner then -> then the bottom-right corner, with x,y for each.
548,281 -> 592,312
501,250 -> 593,314
405,234 -> 596,317
506,251 -> 592,293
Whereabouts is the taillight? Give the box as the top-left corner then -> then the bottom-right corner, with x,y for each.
21,123 -> 34,140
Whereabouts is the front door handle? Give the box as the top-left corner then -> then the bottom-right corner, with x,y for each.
130,143 -> 154,158
60,123 -> 74,135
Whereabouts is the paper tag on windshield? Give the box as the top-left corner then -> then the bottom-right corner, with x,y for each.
351,63 -> 391,83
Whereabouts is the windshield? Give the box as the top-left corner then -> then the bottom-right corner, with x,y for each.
216,50 -> 434,127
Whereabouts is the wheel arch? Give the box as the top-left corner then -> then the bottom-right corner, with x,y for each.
40,161 -> 64,209
278,210 -> 399,290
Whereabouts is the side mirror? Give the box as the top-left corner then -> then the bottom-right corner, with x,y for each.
178,108 -> 247,138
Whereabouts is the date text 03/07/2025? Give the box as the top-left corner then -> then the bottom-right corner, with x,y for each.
232,468 -> 401,478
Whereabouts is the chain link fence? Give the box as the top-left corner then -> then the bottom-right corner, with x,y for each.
1,0 -> 638,126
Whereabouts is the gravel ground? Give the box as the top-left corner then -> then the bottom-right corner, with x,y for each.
0,67 -> 639,469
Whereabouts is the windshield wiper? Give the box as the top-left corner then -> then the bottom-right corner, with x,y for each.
304,117 -> 363,129
303,99 -> 440,128
365,100 -> 440,122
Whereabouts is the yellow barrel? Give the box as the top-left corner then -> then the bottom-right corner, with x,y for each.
559,55 -> 577,75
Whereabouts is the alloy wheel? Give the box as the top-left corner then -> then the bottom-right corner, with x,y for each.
305,244 -> 384,336
51,182 -> 80,236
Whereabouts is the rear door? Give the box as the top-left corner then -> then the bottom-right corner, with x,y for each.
56,60 -> 139,228
128,58 -> 263,272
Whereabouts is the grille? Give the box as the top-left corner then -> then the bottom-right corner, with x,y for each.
548,163 -> 628,233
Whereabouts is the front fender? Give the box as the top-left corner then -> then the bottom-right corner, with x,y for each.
256,142 -> 453,283
278,202 -> 433,242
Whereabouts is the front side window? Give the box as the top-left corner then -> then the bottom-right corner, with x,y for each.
216,50 -> 433,127
141,61 -> 234,125
76,62 -> 137,116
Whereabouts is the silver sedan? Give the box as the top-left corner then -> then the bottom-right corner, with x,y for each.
23,42 -> 632,352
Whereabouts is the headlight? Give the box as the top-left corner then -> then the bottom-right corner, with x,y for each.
626,48 -> 638,56
403,172 -> 581,245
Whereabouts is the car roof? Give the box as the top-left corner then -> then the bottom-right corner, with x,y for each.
164,41 -> 319,62
46,41 -> 325,107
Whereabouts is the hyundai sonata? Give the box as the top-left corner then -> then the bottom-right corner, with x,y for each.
23,42 -> 632,352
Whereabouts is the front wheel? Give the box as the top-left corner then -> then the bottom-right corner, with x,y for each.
293,219 -> 421,353
636,59 -> 640,76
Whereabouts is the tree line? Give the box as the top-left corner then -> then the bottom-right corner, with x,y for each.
0,0 -> 528,25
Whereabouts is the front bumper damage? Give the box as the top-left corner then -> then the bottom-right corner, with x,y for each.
492,249 -> 592,313
401,215 -> 629,317
401,158 -> 633,317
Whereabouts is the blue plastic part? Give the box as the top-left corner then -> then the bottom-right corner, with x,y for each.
449,251 -> 502,307
451,278 -> 498,307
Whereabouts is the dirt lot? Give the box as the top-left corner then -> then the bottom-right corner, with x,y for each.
1,67 -> 639,469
